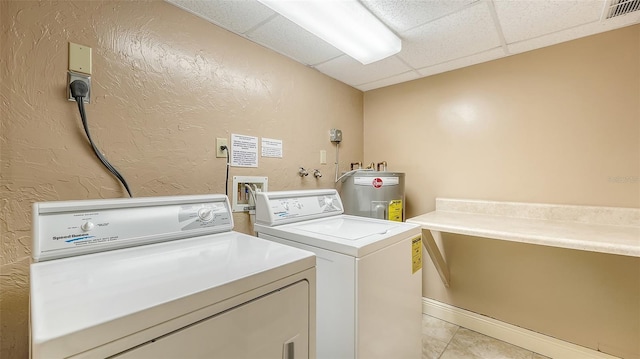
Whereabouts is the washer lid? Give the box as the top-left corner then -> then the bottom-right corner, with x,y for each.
255,214 -> 421,257
294,217 -> 399,240
30,232 -> 315,359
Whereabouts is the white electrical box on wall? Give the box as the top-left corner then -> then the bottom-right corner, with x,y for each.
232,176 -> 268,212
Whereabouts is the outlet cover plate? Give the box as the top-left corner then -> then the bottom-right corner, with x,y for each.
69,42 -> 92,74
216,138 -> 228,158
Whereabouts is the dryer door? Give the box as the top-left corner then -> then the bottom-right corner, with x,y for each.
113,280 -> 310,359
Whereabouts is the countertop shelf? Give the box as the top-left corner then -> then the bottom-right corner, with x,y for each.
407,198 -> 640,287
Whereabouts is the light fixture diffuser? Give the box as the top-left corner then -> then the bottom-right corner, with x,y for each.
257,0 -> 401,65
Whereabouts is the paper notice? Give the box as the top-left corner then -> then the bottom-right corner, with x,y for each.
231,134 -> 258,167
262,138 -> 283,158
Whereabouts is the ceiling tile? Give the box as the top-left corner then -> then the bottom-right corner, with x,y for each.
398,2 -> 502,69
356,71 -> 421,91
166,0 -> 274,34
166,0 -> 640,91
314,55 -> 413,87
361,0 -> 478,33
246,16 -> 343,66
417,47 -> 506,77
494,0 -> 605,44
508,12 -> 640,54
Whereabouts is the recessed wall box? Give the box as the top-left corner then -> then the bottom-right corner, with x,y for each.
232,176 -> 268,212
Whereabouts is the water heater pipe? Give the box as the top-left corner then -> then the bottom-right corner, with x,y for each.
334,143 -> 340,182
350,162 -> 363,170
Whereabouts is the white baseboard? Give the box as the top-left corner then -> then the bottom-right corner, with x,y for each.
422,297 -> 620,359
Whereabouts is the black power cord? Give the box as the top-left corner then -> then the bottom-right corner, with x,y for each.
70,80 -> 133,197
220,145 -> 229,196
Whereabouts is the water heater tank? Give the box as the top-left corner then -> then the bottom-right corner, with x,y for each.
338,171 -> 405,221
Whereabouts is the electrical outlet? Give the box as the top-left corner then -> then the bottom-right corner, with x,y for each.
67,71 -> 91,103
320,150 -> 327,164
216,138 -> 228,158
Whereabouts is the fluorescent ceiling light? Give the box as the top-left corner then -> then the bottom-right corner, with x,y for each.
257,0 -> 402,65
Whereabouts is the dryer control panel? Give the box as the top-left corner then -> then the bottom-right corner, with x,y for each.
255,189 -> 343,226
33,195 -> 233,262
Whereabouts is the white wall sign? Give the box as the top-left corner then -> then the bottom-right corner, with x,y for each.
231,134 -> 258,167
261,138 -> 283,158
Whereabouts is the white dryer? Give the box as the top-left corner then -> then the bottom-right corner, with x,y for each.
30,194 -> 315,359
254,189 -> 423,359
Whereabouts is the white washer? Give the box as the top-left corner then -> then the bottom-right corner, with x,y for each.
30,194 -> 316,359
254,189 -> 423,359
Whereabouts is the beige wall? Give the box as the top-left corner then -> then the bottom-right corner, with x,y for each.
364,26 -> 640,358
0,1 -> 363,357
2,1 -> 639,357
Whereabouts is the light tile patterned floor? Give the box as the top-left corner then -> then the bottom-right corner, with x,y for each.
422,314 -> 551,359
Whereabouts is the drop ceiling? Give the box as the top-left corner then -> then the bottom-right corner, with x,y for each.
166,0 -> 640,91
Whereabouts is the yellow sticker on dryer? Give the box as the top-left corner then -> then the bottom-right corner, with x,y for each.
388,200 -> 403,222
411,235 -> 422,274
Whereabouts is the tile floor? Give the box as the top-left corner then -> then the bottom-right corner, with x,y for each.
422,314 -> 551,359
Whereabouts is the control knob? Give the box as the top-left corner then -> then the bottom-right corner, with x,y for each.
81,221 -> 94,232
324,196 -> 336,210
198,208 -> 214,222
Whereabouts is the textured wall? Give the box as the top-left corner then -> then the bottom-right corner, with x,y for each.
0,1 -> 363,357
364,26 -> 640,358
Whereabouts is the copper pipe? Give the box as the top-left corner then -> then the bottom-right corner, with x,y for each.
376,161 -> 387,171
350,162 -> 362,170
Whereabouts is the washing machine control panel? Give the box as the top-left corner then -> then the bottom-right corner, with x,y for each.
256,190 -> 344,226
33,195 -> 233,262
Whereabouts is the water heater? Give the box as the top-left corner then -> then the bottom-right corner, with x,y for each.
338,170 -> 405,221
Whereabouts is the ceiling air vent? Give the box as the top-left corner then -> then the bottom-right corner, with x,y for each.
606,0 -> 640,18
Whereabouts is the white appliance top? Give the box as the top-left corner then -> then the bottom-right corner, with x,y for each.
30,195 -> 316,358
254,190 -> 420,257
